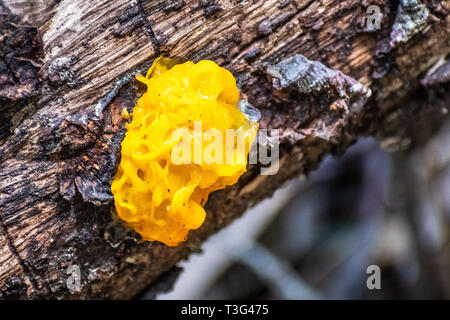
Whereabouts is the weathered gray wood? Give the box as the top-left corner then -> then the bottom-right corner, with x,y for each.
0,0 -> 449,299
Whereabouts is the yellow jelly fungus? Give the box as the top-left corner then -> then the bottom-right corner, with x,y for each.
121,108 -> 130,120
111,57 -> 258,246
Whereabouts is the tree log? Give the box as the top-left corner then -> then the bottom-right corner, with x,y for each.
0,0 -> 449,299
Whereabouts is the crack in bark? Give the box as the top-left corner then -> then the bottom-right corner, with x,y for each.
0,215 -> 39,293
226,0 -> 315,66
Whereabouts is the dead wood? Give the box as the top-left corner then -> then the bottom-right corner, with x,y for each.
0,0 -> 449,299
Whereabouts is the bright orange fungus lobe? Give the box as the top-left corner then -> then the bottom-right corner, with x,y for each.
111,58 -> 258,246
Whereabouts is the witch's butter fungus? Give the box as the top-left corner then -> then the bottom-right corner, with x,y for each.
111,58 -> 258,246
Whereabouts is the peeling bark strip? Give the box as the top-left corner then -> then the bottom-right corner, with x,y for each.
0,0 -> 449,299
264,54 -> 371,143
136,0 -> 161,55
267,54 -> 372,112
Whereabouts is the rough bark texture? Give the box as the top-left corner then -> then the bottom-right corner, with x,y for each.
0,0 -> 449,299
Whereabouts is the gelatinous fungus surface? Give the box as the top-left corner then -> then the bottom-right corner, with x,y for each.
111,58 -> 258,246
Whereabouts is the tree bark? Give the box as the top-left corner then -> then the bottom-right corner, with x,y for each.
0,0 -> 449,299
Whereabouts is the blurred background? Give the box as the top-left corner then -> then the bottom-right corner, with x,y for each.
156,117 -> 450,300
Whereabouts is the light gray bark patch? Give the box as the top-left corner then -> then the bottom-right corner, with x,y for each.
265,54 -> 372,143
266,54 -> 372,112
238,100 -> 261,123
390,0 -> 429,49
